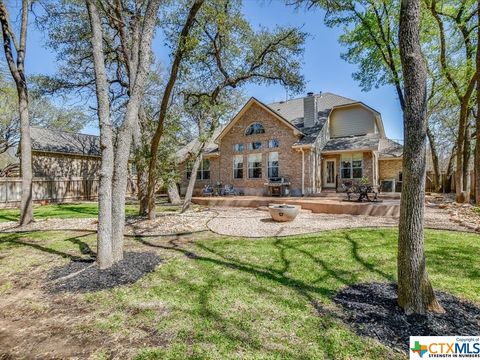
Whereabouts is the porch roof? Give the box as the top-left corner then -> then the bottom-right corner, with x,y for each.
322,134 -> 403,158
322,134 -> 380,153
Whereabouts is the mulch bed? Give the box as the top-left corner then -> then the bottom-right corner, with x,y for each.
334,282 -> 480,353
46,252 -> 162,293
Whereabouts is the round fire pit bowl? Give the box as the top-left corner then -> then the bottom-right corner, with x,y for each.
268,204 -> 300,222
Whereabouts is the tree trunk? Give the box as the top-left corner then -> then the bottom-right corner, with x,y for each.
455,102 -> 469,203
167,178 -> 181,205
137,167 -> 149,215
0,0 -> 33,225
146,0 -> 205,220
111,127 -> 132,262
397,0 -> 443,314
476,0 -> 480,205
426,125 -> 441,192
476,119 -> 480,204
86,0 -> 114,269
181,154 -> 202,213
18,88 -> 33,225
463,126 -> 472,200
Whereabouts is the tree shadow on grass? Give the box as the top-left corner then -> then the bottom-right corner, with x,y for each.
137,236 -> 347,357
0,232 -> 96,262
136,231 -> 480,356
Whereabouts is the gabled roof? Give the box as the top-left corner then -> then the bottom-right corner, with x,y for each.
215,97 -> 303,142
31,127 -> 100,157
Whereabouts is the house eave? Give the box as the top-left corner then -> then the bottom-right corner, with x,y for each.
321,148 -> 375,154
31,149 -> 101,159
292,144 -> 314,149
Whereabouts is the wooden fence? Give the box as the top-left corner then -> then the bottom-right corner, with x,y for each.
0,177 -> 137,206
425,170 -> 475,196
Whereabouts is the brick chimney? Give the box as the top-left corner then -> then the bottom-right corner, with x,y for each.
303,92 -> 317,128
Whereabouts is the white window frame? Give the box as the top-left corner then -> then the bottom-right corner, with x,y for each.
187,159 -> 210,180
248,153 -> 262,179
340,153 -> 363,179
268,152 -> 279,178
233,155 -> 243,179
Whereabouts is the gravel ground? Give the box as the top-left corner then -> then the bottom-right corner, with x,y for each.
334,282 -> 480,353
0,205 -> 473,238
46,252 -> 162,293
207,205 -> 470,237
0,209 -> 216,235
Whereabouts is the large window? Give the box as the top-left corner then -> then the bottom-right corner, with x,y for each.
245,122 -> 265,136
268,152 -> 279,178
248,153 -> 262,179
268,139 -> 279,148
233,155 -> 243,179
341,153 -> 363,179
186,159 -> 210,180
248,141 -> 262,150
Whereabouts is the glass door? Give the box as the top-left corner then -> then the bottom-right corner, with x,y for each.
324,159 -> 336,187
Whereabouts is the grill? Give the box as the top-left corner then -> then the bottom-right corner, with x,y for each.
264,177 -> 290,196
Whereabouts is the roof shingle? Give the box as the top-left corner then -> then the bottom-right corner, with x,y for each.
31,127 -> 100,156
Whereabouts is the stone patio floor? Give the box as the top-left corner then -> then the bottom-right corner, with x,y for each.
0,204 -> 475,238
206,205 -> 471,237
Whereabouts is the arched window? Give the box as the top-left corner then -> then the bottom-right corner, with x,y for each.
245,122 -> 265,136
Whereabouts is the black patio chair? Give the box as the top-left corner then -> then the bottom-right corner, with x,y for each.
202,184 -> 214,196
341,180 -> 357,201
221,184 -> 238,196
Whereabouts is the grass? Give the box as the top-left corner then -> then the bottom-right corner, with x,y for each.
0,201 -> 181,222
1,228 -> 479,359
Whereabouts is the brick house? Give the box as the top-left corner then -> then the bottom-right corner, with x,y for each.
179,92 -> 403,196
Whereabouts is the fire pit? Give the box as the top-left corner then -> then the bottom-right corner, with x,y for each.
268,204 -> 300,222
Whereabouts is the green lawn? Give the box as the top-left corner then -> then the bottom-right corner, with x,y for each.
0,201 -> 181,222
1,228 -> 479,359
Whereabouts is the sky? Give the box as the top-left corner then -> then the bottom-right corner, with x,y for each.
23,0 -> 404,141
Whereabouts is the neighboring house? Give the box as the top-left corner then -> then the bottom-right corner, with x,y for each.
30,127 -> 101,179
178,92 -> 403,196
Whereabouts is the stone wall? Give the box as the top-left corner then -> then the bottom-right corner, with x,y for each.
379,159 -> 402,181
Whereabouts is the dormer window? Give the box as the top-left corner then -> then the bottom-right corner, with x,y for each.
245,122 -> 265,136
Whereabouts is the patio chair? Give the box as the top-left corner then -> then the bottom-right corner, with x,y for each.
202,184 -> 214,196
222,184 -> 238,196
341,180 -> 356,201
